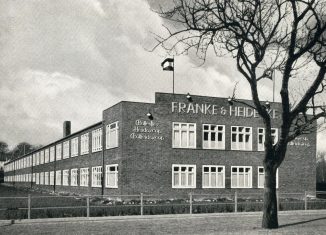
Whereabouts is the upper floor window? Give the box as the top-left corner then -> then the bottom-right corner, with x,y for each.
92,128 -> 102,152
231,166 -> 252,188
106,122 -> 119,149
202,165 -> 225,188
172,123 -> 196,148
40,151 -> 44,165
49,146 -> 55,162
63,141 -> 70,159
80,133 -> 89,155
44,149 -> 49,163
258,128 -> 278,151
203,124 -> 225,149
231,126 -> 252,151
172,164 -> 196,188
36,152 -> 40,165
71,137 -> 79,157
56,144 -> 62,161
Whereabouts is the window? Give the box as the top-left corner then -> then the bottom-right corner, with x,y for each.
203,124 -> 225,149
50,171 -> 54,185
231,126 -> 252,150
71,169 -> 78,186
92,166 -> 102,187
258,167 -> 279,188
32,154 -> 36,166
50,146 -> 55,162
44,172 -> 49,185
172,164 -> 196,188
105,164 -> 118,188
202,165 -> 225,188
56,170 -> 62,186
63,170 -> 69,186
71,137 -> 79,157
40,151 -> 44,165
258,128 -> 279,151
44,149 -> 49,163
172,123 -> 196,148
92,128 -> 102,152
81,133 -> 89,155
40,172 -> 44,185
56,144 -> 62,160
63,141 -> 70,159
33,173 -> 36,183
36,152 -> 40,165
36,173 -> 40,185
80,168 -> 89,187
231,166 -> 252,188
106,122 -> 119,149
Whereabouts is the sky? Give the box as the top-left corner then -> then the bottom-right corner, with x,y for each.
0,0 -> 325,152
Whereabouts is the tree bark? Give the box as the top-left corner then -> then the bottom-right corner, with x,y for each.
262,160 -> 278,229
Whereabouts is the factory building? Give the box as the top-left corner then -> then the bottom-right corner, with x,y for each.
3,93 -> 316,197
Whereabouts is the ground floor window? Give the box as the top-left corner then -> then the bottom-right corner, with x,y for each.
71,169 -> 78,186
40,172 -> 44,185
50,171 -> 54,185
172,164 -> 196,188
105,164 -> 118,188
202,165 -> 225,188
56,170 -> 61,186
36,173 -> 39,185
92,166 -> 102,187
80,168 -> 89,187
258,167 -> 279,188
231,166 -> 252,188
63,170 -> 69,186
44,172 -> 49,185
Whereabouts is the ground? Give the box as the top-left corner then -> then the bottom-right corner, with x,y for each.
1,211 -> 326,235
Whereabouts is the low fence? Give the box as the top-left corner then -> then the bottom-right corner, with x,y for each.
1,191 -> 326,220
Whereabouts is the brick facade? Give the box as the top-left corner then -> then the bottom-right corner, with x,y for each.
4,93 -> 316,197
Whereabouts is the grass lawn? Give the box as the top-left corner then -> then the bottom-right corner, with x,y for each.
1,211 -> 326,234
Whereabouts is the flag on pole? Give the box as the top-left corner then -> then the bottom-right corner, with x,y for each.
161,58 -> 174,71
265,69 -> 273,80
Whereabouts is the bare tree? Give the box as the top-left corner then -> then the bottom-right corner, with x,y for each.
153,0 -> 326,229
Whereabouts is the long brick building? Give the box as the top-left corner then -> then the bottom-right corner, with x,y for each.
3,93 -> 316,197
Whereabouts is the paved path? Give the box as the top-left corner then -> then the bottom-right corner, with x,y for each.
1,210 -> 326,234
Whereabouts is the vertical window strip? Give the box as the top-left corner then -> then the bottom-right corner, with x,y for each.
92,128 -> 102,152
92,166 -> 102,187
81,133 -> 89,155
80,168 -> 89,187
106,122 -> 119,149
56,170 -> 62,186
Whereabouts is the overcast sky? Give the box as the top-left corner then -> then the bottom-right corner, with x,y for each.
0,0 -> 325,152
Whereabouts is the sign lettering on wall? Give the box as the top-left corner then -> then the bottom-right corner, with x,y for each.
171,102 -> 279,119
130,120 -> 164,140
288,137 -> 310,147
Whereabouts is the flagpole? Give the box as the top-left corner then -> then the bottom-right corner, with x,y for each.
172,56 -> 175,94
272,70 -> 275,102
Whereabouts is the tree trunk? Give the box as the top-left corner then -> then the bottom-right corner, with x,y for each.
262,162 -> 278,229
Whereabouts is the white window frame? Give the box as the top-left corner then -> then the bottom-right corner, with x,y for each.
56,170 -> 62,186
56,144 -> 62,161
231,126 -> 252,151
80,168 -> 89,187
71,168 -> 78,186
172,164 -> 196,188
105,164 -> 118,188
44,148 -> 49,163
257,128 -> 279,151
258,167 -> 279,188
92,166 -> 102,187
202,124 -> 225,149
106,122 -> 119,149
172,122 -> 196,148
44,172 -> 49,185
62,169 -> 69,186
40,172 -> 44,185
40,151 -> 44,165
231,166 -> 252,188
202,165 -> 225,188
50,171 -> 54,185
36,173 -> 40,185
92,128 -> 103,152
63,141 -> 70,159
71,137 -> 79,157
80,133 -> 89,155
32,154 -> 36,166
36,152 -> 40,165
50,146 -> 55,162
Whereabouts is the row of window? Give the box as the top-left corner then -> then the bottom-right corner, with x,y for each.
5,164 -> 278,189
172,165 -> 279,189
4,165 -> 118,188
5,122 -> 119,172
173,123 -> 278,151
